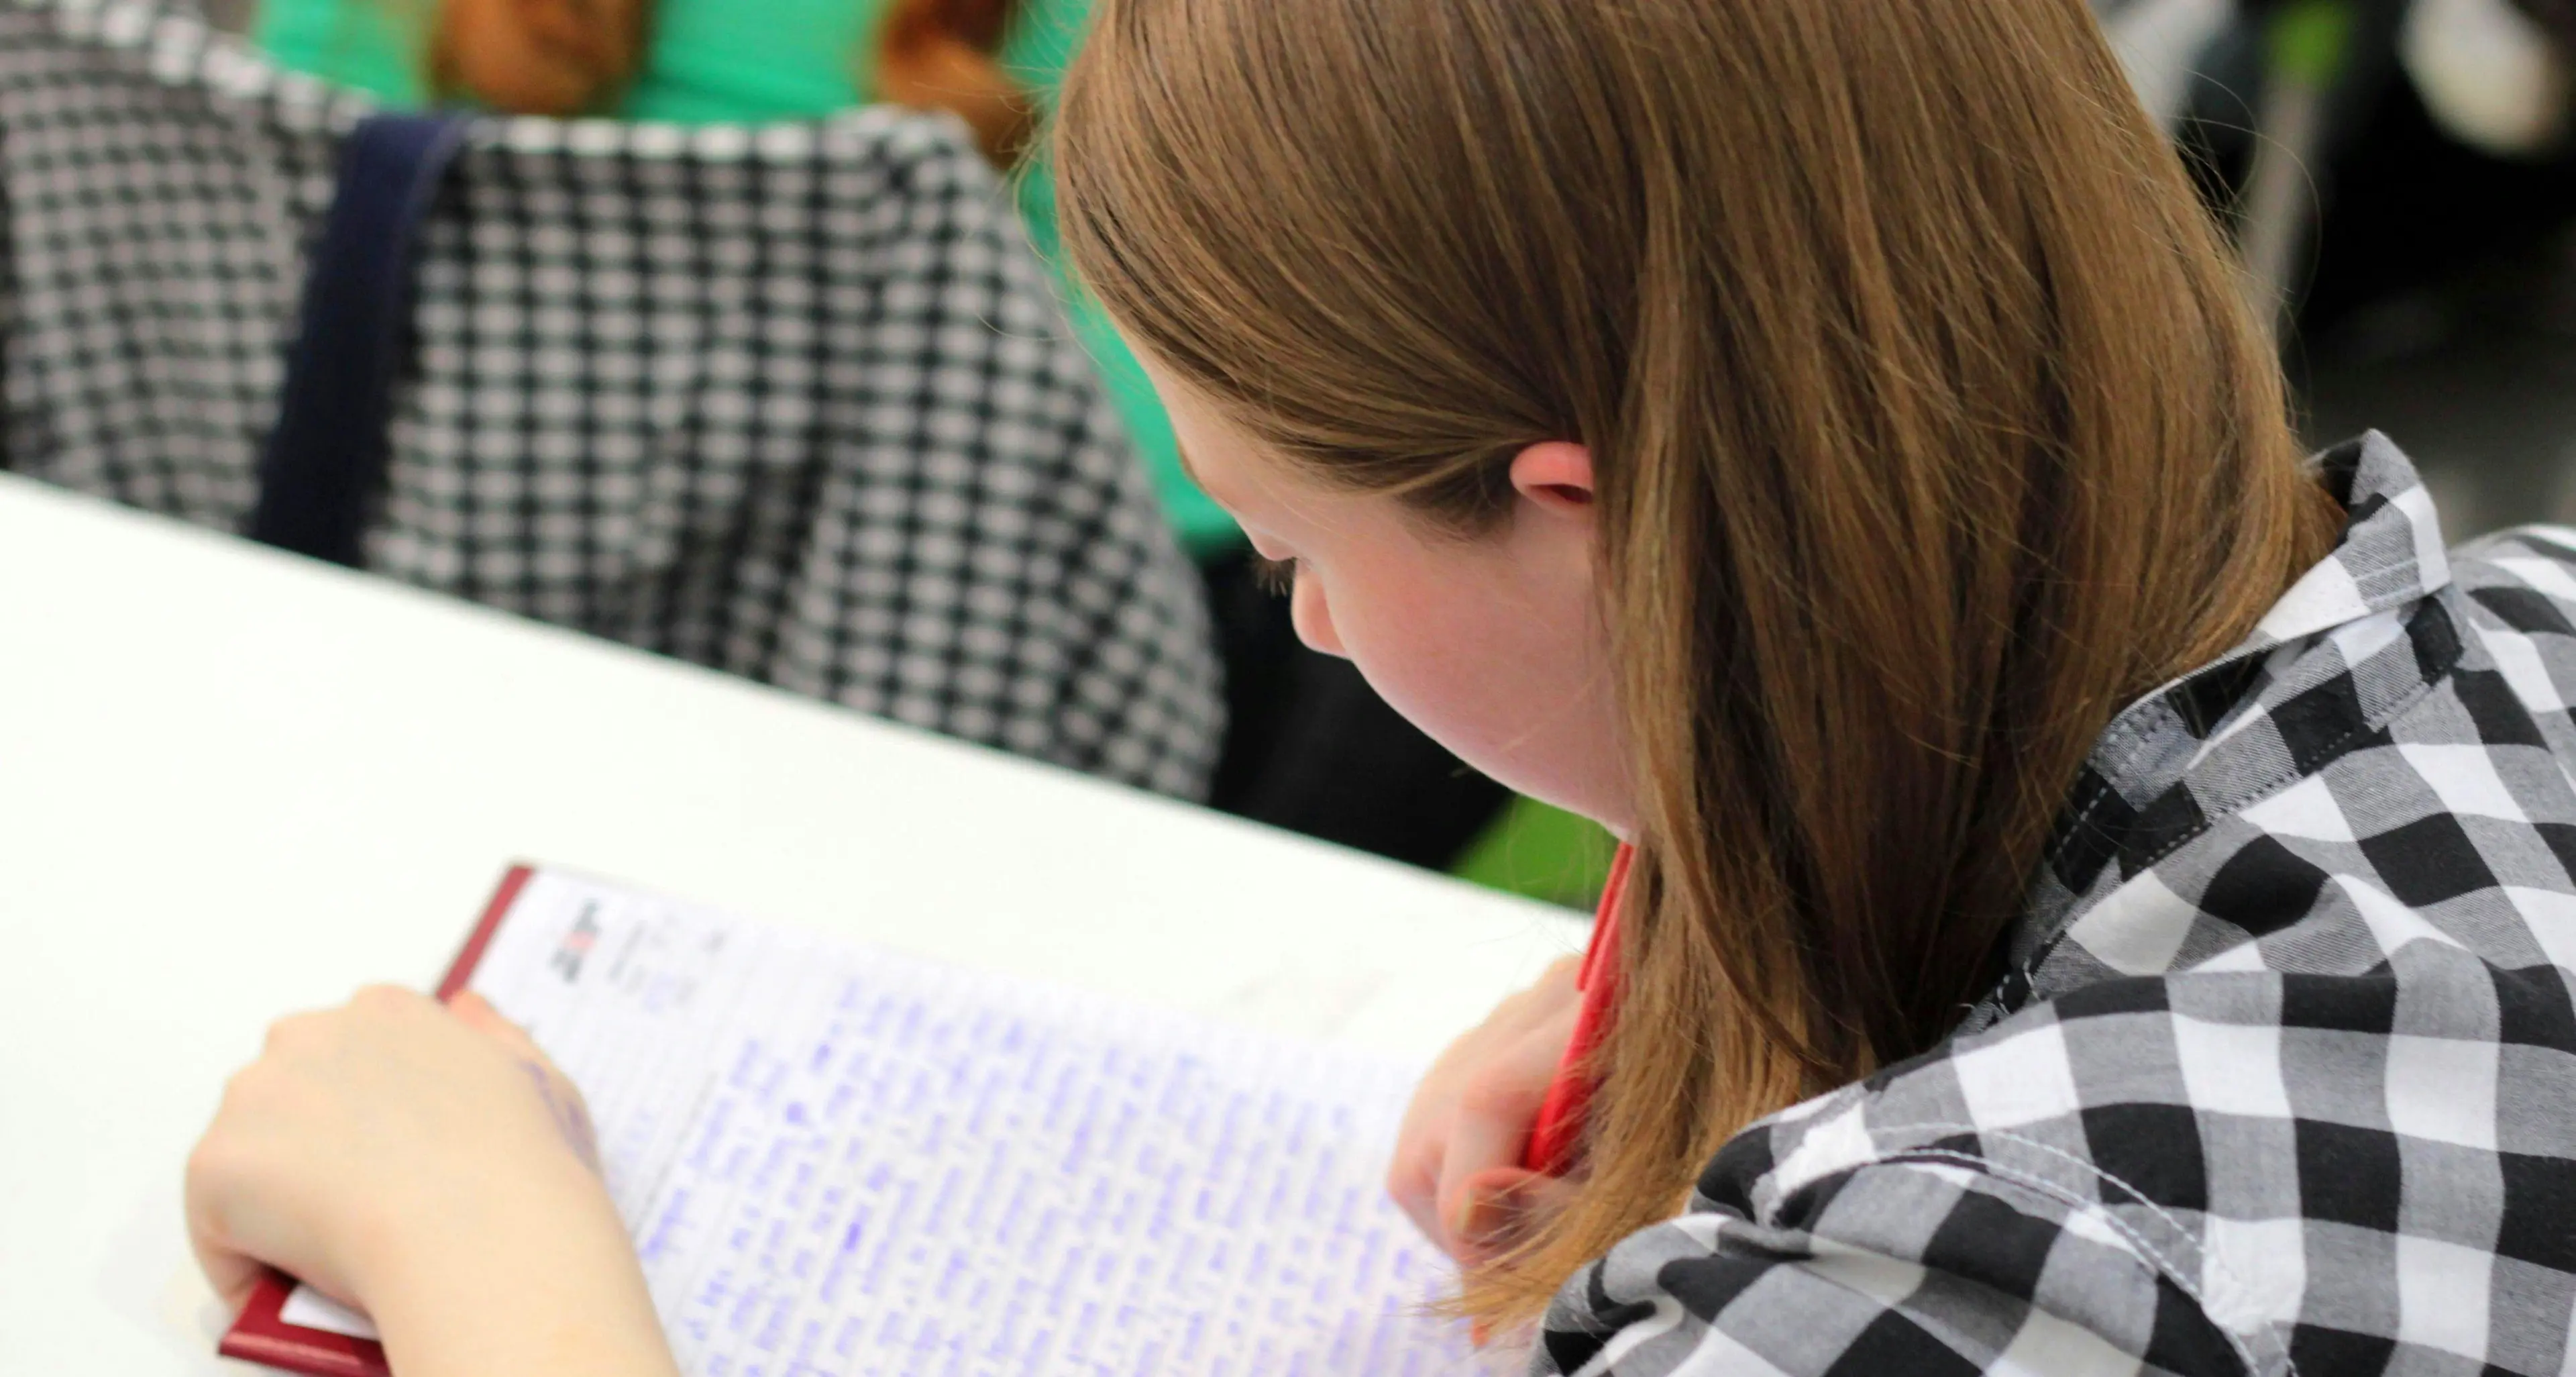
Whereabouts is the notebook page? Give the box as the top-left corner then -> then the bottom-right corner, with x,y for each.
286,869 -> 1512,1376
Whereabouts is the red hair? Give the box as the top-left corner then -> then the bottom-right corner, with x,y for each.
427,0 -> 1035,164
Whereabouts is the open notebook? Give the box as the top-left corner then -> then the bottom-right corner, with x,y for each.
220,866 -> 1510,1376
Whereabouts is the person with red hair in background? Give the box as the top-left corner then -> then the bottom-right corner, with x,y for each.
252,0 -> 1523,877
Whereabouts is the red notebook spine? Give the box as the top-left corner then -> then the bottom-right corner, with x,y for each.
216,1281 -> 388,1377
215,864 -> 538,1377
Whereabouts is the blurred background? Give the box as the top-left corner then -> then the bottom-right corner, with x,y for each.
58,0 -> 2576,907
2104,0 -> 2576,544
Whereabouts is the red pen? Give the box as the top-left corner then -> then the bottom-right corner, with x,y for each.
1522,843 -> 1633,1176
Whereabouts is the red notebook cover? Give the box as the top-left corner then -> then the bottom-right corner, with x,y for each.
216,864 -> 537,1377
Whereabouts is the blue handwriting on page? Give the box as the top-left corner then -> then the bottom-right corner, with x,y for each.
449,870 -> 1513,1376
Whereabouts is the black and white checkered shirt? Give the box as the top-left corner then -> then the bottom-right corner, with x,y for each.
1538,435 -> 2576,1376
0,0 -> 1222,798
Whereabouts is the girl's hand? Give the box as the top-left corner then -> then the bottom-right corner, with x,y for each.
186,986 -> 680,1377
1387,956 -> 1583,1265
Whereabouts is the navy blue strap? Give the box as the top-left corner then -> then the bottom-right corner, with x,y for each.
248,114 -> 471,566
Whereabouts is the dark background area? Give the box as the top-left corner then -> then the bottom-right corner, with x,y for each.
2292,76 -> 2576,540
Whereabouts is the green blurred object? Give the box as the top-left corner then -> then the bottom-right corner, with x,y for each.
254,0 -> 885,121
2237,0 -> 2353,331
253,0 -> 1244,558
2267,0 -> 2353,85
1450,795 -> 1619,910
1002,0 -> 1241,557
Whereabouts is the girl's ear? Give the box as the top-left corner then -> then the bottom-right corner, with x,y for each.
1507,442 -> 1597,518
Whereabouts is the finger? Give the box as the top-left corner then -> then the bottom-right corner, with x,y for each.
1390,1051 -> 1483,1243
1386,1130 -> 1444,1247
1387,1029 -> 1508,1245
186,1212 -> 268,1313
1452,1166 -> 1579,1266
260,1007 -> 333,1058
1392,954 -> 1590,1252
1462,1168 -> 1579,1349
193,1245 -> 267,1315
447,990 -> 545,1059
184,1149 -> 268,1313
1432,1016 -> 1581,1258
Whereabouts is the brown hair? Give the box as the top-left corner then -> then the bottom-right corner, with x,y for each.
1055,0 -> 2342,1329
422,0 -> 1036,164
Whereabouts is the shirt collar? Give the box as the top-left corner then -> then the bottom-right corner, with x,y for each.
2074,430 -> 2451,804
1972,433 -> 2461,1023
2245,431 -> 2451,648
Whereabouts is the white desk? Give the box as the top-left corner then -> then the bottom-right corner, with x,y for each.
0,474 -> 1584,1374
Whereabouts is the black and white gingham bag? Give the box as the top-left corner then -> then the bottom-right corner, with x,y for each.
0,0 -> 1223,799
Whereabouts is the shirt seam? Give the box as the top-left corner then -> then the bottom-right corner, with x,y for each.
1843,1127 -> 2292,1377
2003,617 -> 2463,1013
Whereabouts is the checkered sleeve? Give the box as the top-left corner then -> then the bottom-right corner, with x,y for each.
1534,989 -> 2273,1377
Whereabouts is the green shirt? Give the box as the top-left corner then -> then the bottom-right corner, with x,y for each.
254,0 -> 1241,556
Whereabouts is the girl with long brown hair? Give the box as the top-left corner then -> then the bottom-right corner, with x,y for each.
189,0 -> 2576,1371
